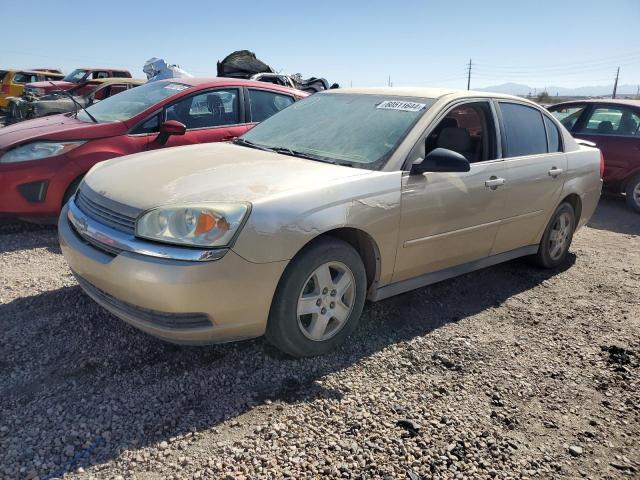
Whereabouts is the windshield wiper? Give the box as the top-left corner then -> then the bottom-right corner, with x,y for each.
233,138 -> 274,152
270,146 -> 355,167
49,81 -> 98,123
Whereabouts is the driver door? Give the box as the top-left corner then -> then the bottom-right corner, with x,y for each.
147,88 -> 248,150
392,100 -> 509,283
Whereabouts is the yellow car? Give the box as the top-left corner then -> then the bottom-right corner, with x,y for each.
0,69 -> 64,110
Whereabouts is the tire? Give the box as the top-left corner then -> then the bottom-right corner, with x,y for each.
62,176 -> 84,208
532,202 -> 576,269
624,174 -> 640,213
266,237 -> 367,357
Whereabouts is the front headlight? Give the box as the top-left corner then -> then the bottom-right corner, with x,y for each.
136,203 -> 250,248
0,141 -> 86,164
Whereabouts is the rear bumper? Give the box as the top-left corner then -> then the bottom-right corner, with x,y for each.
58,204 -> 288,345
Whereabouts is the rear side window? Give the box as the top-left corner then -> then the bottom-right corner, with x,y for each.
248,89 -> 295,122
500,102 -> 548,157
576,106 -> 640,136
543,116 -> 562,152
549,105 -> 585,130
112,71 -> 131,78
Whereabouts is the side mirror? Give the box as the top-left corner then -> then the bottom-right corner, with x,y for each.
156,120 -> 186,145
411,147 -> 470,174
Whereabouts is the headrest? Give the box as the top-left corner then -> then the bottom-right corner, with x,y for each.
597,121 -> 613,133
437,127 -> 472,152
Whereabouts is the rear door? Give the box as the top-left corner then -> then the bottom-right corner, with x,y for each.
571,104 -> 640,191
491,101 -> 567,254
246,87 -> 296,131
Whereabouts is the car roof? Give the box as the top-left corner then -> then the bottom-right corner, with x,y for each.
74,67 -> 131,71
327,86 -> 534,103
2,69 -> 63,75
550,98 -> 640,108
155,77 -> 308,95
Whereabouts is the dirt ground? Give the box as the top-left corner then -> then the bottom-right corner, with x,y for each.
0,196 -> 638,480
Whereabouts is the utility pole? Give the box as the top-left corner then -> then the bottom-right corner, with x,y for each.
636,84 -> 639,99
388,75 -> 392,87
466,59 -> 472,90
612,67 -> 620,99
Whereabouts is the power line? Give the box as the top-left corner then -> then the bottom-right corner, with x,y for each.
473,50 -> 640,71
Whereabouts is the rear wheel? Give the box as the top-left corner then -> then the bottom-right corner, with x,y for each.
532,202 -> 576,268
625,174 -> 640,213
266,238 -> 366,357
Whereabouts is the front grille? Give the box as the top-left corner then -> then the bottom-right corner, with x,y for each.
74,273 -> 212,329
75,190 -> 136,234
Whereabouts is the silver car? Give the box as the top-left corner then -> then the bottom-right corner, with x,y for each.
59,87 -> 603,356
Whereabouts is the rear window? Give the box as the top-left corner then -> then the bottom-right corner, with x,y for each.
500,102 -> 548,157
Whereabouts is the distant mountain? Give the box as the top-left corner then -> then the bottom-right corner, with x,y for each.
478,82 -> 638,97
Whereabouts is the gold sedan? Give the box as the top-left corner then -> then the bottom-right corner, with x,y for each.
59,87 -> 603,356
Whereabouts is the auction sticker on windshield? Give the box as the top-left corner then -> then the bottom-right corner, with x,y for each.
164,83 -> 189,91
376,100 -> 426,112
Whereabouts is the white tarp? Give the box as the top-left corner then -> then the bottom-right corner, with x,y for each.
143,58 -> 193,82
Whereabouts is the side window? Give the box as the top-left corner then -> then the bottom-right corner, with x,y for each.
108,84 -> 127,96
93,71 -> 109,79
248,89 -> 295,123
543,116 -> 562,152
424,101 -> 497,163
13,73 -> 38,84
131,113 -> 161,135
112,71 -> 129,78
549,105 -> 586,130
165,89 -> 239,129
499,103 -> 548,157
576,106 -> 640,136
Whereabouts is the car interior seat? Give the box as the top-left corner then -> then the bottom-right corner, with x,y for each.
436,127 -> 475,162
597,121 -> 614,134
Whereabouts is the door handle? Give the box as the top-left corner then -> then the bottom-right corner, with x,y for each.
548,167 -> 564,178
222,135 -> 237,141
485,176 -> 506,190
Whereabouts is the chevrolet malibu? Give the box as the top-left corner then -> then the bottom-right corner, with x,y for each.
59,88 -> 603,357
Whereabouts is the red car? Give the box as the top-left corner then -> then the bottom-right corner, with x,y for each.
0,78 -> 307,220
25,67 -> 132,97
548,100 -> 640,212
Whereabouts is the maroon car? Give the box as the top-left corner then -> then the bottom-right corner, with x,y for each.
0,78 -> 307,219
549,100 -> 640,212
25,67 -> 132,97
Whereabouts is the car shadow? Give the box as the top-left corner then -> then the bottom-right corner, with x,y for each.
0,254 -> 575,477
0,220 -> 60,254
587,195 -> 640,236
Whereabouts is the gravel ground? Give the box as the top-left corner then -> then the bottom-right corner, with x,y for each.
1,196 -> 638,480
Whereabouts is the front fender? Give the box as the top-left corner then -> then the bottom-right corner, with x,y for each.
232,171 -> 403,286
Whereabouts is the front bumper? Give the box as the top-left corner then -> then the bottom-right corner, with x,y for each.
0,156 -> 72,217
59,203 -> 288,344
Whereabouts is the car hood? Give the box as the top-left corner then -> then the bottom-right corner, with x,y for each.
84,142 -> 373,210
26,80 -> 76,91
0,115 -> 125,149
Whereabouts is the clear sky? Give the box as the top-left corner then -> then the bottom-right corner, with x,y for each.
2,0 -> 639,90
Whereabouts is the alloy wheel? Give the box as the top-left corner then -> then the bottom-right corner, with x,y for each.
548,212 -> 571,261
296,261 -> 355,342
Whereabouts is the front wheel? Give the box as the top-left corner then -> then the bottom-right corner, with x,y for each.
625,174 -> 640,213
532,202 -> 576,268
266,238 -> 367,357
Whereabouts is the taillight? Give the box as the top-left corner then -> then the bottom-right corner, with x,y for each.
600,151 -> 605,179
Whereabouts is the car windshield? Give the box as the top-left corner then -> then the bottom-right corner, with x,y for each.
239,93 -> 434,169
63,69 -> 89,82
77,81 -> 190,123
